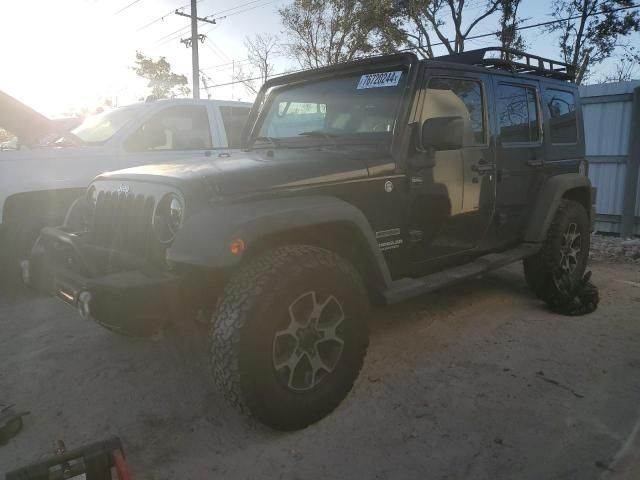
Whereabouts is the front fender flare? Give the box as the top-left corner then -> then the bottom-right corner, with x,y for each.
167,195 -> 392,288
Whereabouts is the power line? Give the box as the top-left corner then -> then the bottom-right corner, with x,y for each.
137,0 -> 204,31
201,58 -> 253,72
204,40 -> 229,63
155,17 -> 211,46
156,25 -> 193,45
113,0 -> 144,16
142,0 -> 273,33
205,37 -> 232,62
208,0 -> 274,17
201,3 -> 640,90
210,0 -> 282,22
147,0 -> 278,46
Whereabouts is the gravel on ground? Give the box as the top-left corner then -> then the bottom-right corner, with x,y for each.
1,261 -> 639,479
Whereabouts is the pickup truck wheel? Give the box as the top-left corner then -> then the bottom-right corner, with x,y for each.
0,222 -> 41,289
523,199 -> 590,302
209,245 -> 369,431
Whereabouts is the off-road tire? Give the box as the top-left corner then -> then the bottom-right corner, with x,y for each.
523,199 -> 590,302
209,245 -> 369,431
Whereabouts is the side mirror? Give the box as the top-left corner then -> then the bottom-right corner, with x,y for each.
421,116 -> 464,151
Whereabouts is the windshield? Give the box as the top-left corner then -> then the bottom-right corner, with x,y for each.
255,69 -> 408,145
71,105 -> 142,144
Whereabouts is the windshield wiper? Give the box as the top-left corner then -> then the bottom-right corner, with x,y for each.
253,136 -> 286,149
298,130 -> 339,139
51,132 -> 86,147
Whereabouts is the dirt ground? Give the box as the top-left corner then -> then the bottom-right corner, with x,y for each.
1,260 -> 640,479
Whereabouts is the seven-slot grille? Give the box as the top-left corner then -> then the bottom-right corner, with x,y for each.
92,190 -> 156,256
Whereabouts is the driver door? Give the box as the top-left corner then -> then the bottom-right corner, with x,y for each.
408,71 -> 496,266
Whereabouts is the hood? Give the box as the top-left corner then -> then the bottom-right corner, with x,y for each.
96,147 -> 388,197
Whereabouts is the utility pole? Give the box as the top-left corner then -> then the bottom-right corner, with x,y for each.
175,2 -> 216,100
190,0 -> 199,99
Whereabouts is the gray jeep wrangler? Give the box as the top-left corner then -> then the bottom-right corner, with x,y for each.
34,48 -> 595,430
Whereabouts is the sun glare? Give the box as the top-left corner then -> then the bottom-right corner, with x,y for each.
2,0 -> 150,116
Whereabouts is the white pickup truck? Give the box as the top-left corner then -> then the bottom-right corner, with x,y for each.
0,97 -> 251,277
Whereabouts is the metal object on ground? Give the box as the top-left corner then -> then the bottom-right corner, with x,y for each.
5,436 -> 131,480
0,404 -> 29,446
547,270 -> 600,316
77,290 -> 92,320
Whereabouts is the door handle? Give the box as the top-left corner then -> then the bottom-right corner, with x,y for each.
471,160 -> 494,173
527,155 -> 543,167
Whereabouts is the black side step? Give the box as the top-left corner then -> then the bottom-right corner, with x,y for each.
383,243 -> 540,304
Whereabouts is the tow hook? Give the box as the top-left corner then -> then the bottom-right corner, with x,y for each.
77,290 -> 93,320
20,260 -> 30,285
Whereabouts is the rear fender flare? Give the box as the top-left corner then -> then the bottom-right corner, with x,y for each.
523,173 -> 593,243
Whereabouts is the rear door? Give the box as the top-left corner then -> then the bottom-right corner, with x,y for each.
409,70 -> 496,264
493,78 -> 545,242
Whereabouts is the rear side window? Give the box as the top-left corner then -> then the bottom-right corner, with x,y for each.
497,84 -> 540,144
544,89 -> 578,144
425,77 -> 485,145
219,106 -> 250,148
125,105 -> 213,152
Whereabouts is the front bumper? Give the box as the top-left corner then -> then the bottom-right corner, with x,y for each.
36,226 -> 181,335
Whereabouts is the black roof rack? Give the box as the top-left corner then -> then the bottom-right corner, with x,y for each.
435,47 -> 576,82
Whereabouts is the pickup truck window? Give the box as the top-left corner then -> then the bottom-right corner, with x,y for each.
219,106 -> 251,148
256,70 -> 407,142
72,106 -> 141,145
125,105 -> 213,152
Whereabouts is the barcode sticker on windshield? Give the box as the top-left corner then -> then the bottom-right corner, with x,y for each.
357,71 -> 403,89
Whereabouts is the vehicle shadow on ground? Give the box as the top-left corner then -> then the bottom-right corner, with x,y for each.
0,265 -> 549,477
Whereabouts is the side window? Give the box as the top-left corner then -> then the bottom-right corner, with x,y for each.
125,105 -> 213,152
544,89 -> 577,144
497,84 -> 540,144
219,106 -> 250,148
424,77 -> 485,145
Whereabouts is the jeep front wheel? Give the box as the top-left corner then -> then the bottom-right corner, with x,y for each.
209,245 -> 369,431
523,199 -> 591,302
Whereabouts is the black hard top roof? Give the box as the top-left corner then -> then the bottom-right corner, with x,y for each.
263,47 -> 576,91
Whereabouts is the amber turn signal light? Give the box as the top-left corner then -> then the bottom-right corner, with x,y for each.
230,238 -> 245,255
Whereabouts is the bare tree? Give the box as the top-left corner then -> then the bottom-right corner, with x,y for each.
234,33 -> 280,95
547,0 -> 640,84
597,58 -> 639,82
394,0 -> 503,58
279,0 -> 390,68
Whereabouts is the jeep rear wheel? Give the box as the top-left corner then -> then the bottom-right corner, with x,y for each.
523,199 -> 591,302
209,245 -> 369,431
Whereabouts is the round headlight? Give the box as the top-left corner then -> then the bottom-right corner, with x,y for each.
168,196 -> 184,234
153,193 -> 184,243
87,186 -> 98,207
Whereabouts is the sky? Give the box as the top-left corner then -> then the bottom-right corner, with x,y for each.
0,0 -> 638,118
